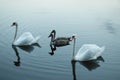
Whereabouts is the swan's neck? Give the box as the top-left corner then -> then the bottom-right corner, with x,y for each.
50,30 -> 56,42
13,25 -> 18,43
72,38 -> 76,60
50,34 -> 54,42
53,31 -> 56,40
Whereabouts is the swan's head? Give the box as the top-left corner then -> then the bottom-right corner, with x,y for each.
48,33 -> 53,38
51,30 -> 56,33
71,34 -> 76,41
11,22 -> 18,27
48,30 -> 56,38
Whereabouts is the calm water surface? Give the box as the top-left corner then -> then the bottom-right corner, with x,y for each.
0,0 -> 120,80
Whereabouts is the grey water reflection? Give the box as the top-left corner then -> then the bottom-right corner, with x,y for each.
49,43 -> 71,55
71,56 -> 104,80
19,43 -> 41,53
12,44 -> 41,67
104,21 -> 116,34
49,45 -> 55,55
12,45 -> 21,66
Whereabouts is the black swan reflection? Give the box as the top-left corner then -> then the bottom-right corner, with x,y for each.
71,56 -> 104,80
48,30 -> 75,55
49,45 -> 55,55
11,22 -> 40,46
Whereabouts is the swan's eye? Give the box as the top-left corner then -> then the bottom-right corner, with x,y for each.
11,22 -> 18,27
72,36 -> 75,39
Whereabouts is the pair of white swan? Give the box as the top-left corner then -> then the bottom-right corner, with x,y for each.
11,22 -> 105,61
11,22 -> 40,46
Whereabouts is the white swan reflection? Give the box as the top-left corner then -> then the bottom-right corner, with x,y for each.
12,45 -> 21,66
71,56 -> 104,80
12,44 -> 40,67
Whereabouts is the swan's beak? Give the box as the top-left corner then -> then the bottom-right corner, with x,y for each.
48,33 -> 52,38
11,22 -> 18,27
11,25 -> 14,27
11,23 -> 15,27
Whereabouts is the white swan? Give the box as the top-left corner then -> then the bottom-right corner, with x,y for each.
11,22 -> 40,46
72,36 -> 105,61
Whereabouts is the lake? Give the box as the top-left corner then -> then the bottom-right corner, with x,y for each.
0,0 -> 120,80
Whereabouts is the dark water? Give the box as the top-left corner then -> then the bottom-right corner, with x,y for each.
0,0 -> 120,80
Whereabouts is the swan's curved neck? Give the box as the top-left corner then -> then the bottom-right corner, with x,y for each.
51,34 -> 54,41
50,31 -> 56,41
13,25 -> 18,43
72,38 -> 76,60
53,31 -> 56,40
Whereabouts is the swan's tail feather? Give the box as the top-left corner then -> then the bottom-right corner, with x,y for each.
31,36 -> 40,45
97,46 -> 105,57
101,46 -> 105,53
35,36 -> 40,42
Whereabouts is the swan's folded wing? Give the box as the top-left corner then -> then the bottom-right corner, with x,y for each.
75,44 -> 105,61
77,44 -> 91,54
14,32 -> 34,46
30,36 -> 40,45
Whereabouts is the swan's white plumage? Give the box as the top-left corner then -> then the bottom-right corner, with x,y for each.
13,32 -> 40,46
74,44 -> 105,61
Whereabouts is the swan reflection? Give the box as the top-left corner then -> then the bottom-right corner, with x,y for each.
18,43 -> 41,53
49,45 -> 55,55
12,45 -> 21,67
49,42 -> 72,55
104,21 -> 116,34
79,56 -> 104,71
12,43 -> 40,67
71,56 -> 104,80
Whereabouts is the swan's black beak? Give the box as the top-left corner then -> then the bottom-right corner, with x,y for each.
11,24 -> 14,27
11,23 -> 14,27
48,33 -> 52,38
